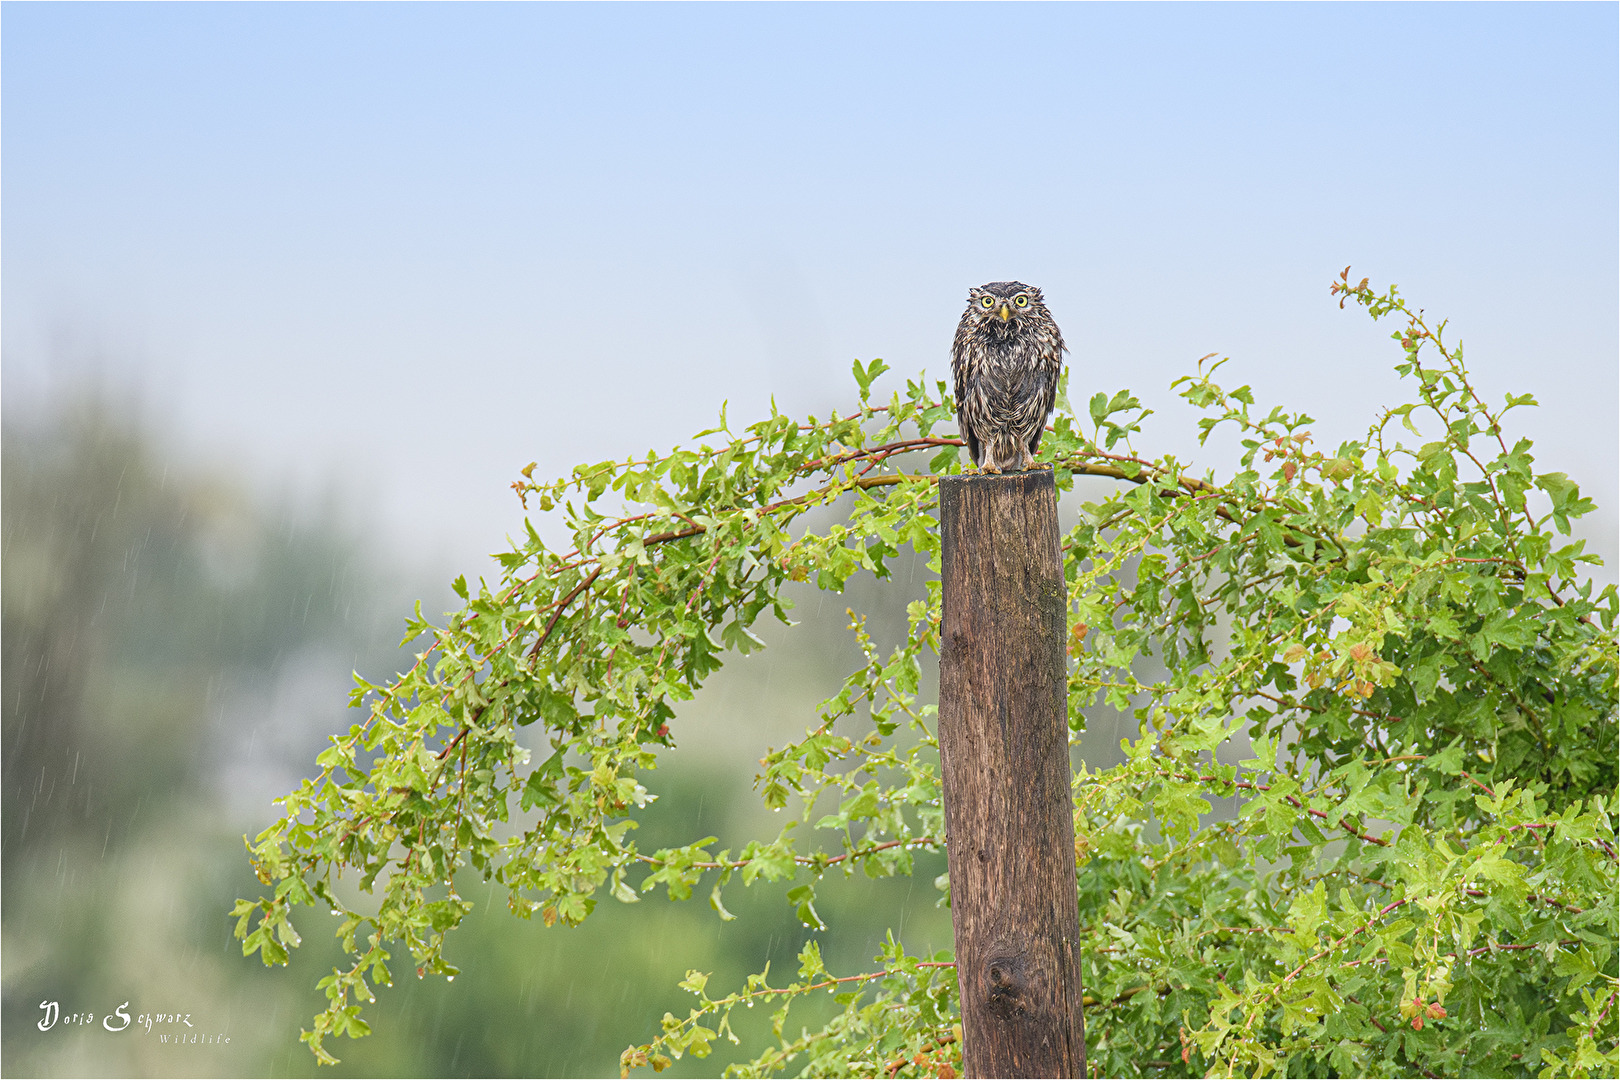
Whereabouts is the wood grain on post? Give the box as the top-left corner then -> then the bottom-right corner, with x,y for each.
938,469 -> 1086,1078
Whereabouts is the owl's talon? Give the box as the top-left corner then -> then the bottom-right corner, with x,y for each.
980,463 -> 1002,475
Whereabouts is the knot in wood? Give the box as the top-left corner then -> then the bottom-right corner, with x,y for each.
984,953 -> 1029,1018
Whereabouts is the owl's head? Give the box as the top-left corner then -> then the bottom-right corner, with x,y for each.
963,281 -> 1049,330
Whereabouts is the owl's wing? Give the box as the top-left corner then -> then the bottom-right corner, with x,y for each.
950,320 -> 981,466
949,324 -> 969,418
1026,353 -> 1064,456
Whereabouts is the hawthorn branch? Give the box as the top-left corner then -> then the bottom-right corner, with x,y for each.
636,835 -> 941,872
1345,994 -> 1388,1034
529,567 -> 603,660
1167,769 -> 1389,847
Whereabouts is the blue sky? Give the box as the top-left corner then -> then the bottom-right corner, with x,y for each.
5,2 -> 1615,572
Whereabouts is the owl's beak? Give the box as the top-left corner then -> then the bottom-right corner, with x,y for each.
998,303 -> 1011,321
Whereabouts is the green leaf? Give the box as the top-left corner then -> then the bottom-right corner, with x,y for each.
786,884 -> 826,931
520,750 -> 566,811
708,882 -> 736,922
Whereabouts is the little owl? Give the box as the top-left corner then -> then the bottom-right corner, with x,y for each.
950,281 -> 1067,473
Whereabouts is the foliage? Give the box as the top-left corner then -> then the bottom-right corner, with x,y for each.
237,273 -> 1618,1077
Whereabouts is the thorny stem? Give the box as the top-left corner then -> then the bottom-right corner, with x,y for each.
635,835 -> 940,872
1165,769 -> 1389,846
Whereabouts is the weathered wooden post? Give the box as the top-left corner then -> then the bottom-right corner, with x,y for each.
938,469 -> 1086,1078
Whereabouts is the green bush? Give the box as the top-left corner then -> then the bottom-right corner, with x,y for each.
239,273 -> 1617,1078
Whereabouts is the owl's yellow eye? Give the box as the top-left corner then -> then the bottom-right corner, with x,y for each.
980,296 -> 995,309
1015,295 -> 1029,307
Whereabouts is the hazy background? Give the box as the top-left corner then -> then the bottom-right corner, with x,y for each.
4,3 -> 1615,1077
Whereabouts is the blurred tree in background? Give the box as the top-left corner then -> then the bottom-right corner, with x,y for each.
4,395 -> 375,857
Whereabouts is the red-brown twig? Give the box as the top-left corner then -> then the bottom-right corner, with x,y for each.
636,835 -> 940,872
529,566 -> 603,660
1167,770 -> 1389,847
